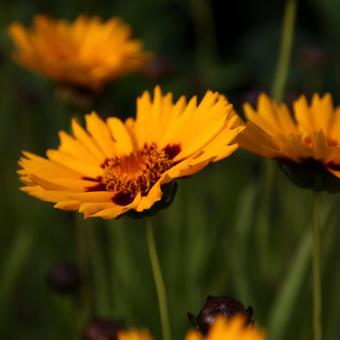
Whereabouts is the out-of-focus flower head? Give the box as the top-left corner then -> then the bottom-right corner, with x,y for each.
8,15 -> 151,91
117,316 -> 265,340
118,328 -> 153,340
186,315 -> 265,340
238,93 -> 340,192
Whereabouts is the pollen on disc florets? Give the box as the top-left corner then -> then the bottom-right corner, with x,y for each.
101,143 -> 179,205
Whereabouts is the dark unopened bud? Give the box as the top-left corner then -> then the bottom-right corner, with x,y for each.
143,56 -> 174,81
188,296 -> 253,335
47,262 -> 81,294
82,319 -> 122,340
299,45 -> 330,68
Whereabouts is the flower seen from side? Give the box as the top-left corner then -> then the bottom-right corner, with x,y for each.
237,93 -> 340,192
18,86 -> 244,219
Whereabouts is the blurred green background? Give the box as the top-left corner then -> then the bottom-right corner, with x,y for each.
1,0 -> 340,339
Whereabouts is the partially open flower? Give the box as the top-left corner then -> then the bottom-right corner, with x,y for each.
185,315 -> 265,340
188,296 -> 253,335
18,87 -> 244,219
8,15 -> 151,91
237,93 -> 340,192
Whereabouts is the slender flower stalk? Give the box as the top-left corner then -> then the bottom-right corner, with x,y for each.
75,214 -> 92,321
189,0 -> 217,68
145,218 -> 171,340
258,0 -> 298,278
312,191 -> 322,340
271,0 -> 297,101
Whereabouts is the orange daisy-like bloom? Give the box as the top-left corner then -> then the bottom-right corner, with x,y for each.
117,316 -> 265,340
185,316 -> 266,340
118,328 -> 153,340
238,93 -> 340,191
8,15 -> 150,90
18,87 -> 244,219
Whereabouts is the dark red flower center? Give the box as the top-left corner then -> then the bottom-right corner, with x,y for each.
86,143 -> 180,205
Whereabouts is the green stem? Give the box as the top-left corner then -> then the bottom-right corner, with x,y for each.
271,0 -> 298,101
189,0 -> 218,67
312,191 -> 322,340
258,159 -> 274,276
87,222 -> 111,317
259,0 -> 297,278
145,219 -> 171,340
75,214 -> 92,323
268,196 -> 334,340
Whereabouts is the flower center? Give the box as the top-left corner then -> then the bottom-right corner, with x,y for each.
100,143 -> 180,205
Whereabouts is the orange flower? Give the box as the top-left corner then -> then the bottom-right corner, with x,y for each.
8,15 -> 150,90
186,316 -> 265,340
238,93 -> 340,191
116,316 -> 265,340
19,87 -> 244,219
118,328 -> 153,340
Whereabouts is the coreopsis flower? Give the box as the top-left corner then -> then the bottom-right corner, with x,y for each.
117,317 -> 264,340
185,316 -> 266,340
188,296 -> 253,335
118,329 -> 153,340
8,15 -> 150,91
237,93 -> 340,192
18,87 -> 244,219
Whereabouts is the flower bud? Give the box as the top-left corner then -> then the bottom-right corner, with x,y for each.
188,296 -> 253,335
143,56 -> 174,81
82,319 -> 122,340
298,45 -> 330,68
46,262 -> 81,294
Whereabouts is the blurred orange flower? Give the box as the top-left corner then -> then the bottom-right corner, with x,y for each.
8,15 -> 151,90
18,87 -> 244,219
237,93 -> 340,191
118,328 -> 153,340
185,316 -> 266,340
117,316 -> 265,340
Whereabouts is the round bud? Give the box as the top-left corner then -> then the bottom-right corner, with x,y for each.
188,295 -> 253,335
82,319 -> 122,340
46,262 -> 81,294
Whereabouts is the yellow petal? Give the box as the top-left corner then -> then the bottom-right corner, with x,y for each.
54,200 -> 81,211
85,112 -> 116,158
47,149 -> 103,178
71,118 -> 105,161
107,117 -> 134,154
